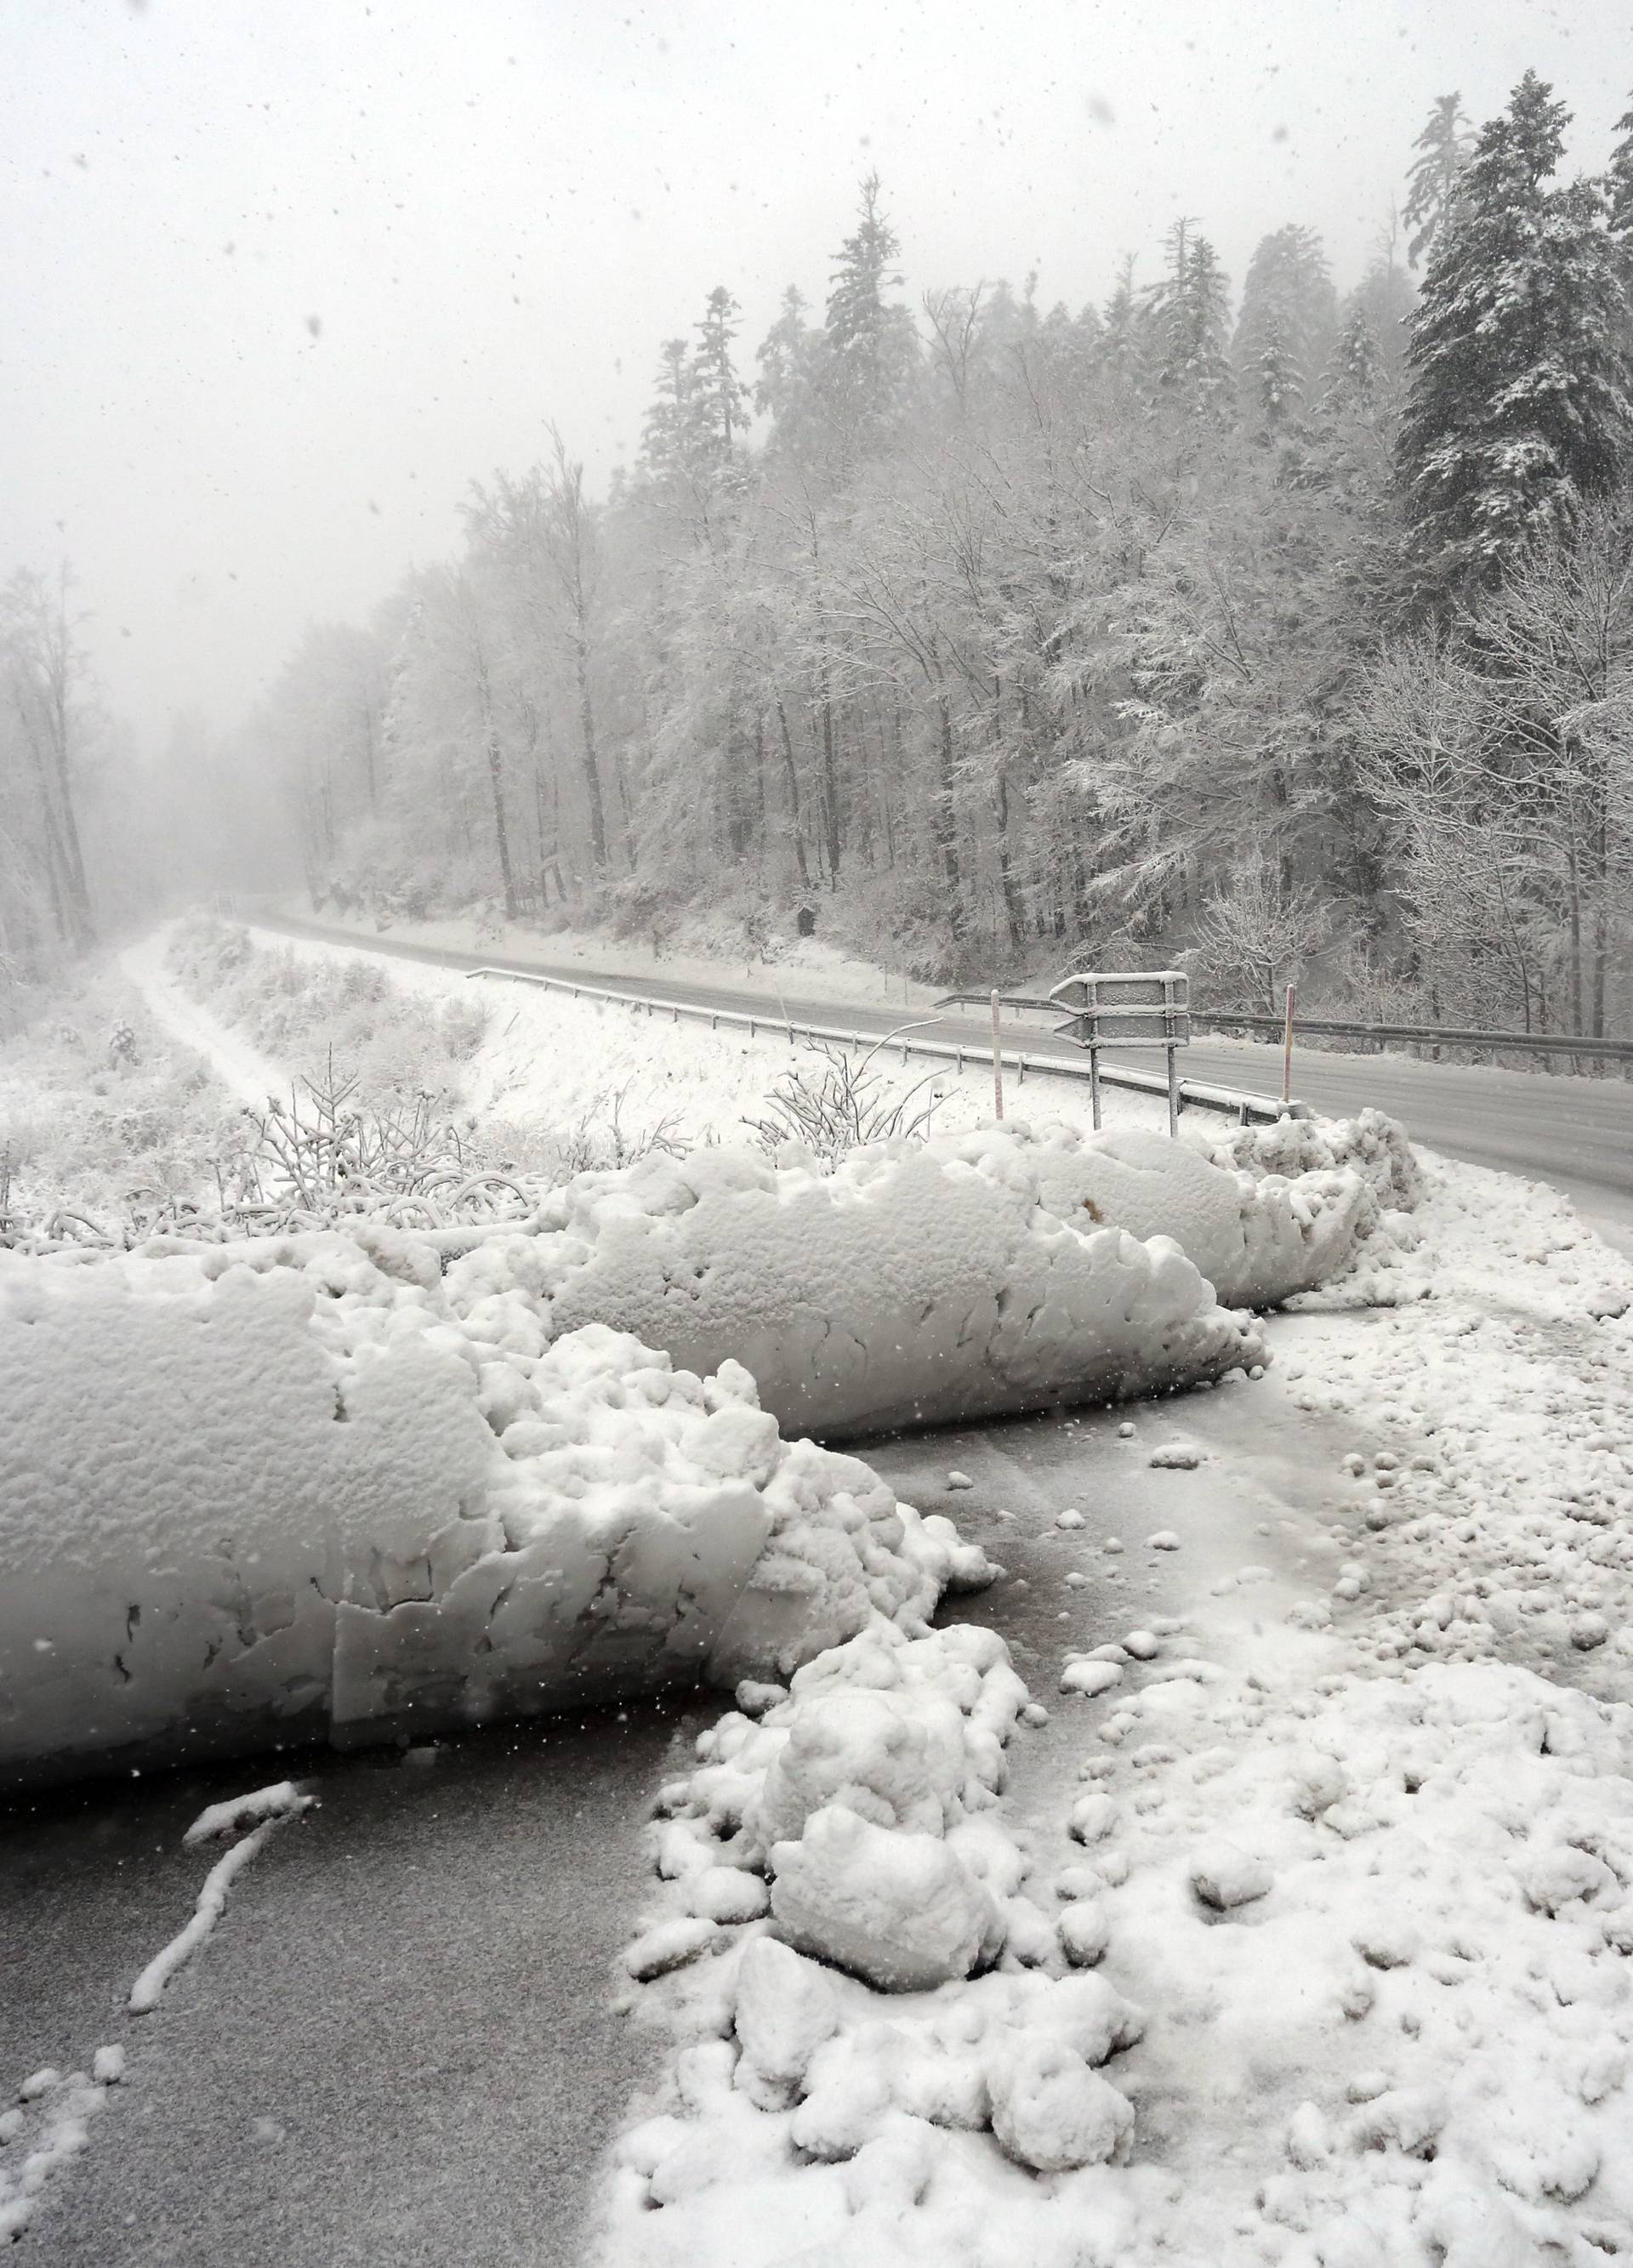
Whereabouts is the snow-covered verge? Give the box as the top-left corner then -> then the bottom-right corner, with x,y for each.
267,896 -> 942,1016
595,1155 -> 1633,2268
0,955 -> 242,1236
184,913 -> 1178,1165
0,1237 -> 999,1788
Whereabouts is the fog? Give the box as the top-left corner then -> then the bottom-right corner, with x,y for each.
3,0 -> 1622,750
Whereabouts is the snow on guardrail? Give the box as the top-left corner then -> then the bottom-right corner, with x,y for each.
463,963 -> 1311,1125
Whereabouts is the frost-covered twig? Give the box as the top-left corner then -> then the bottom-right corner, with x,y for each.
129,1786 -> 313,2014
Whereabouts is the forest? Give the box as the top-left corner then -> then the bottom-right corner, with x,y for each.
8,71 -> 1633,1037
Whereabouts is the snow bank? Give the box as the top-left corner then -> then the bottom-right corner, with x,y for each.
1021,1121 -> 1391,1308
443,1132 -> 1269,1440
1203,1104 -> 1425,1215
0,1241 -> 995,1790
609,1638 -> 1633,2268
612,1616 -> 1157,2241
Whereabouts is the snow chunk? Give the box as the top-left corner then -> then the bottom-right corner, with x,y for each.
769,1805 -> 1001,1991
624,1918 -> 720,1981
441,1128 -> 1266,1441
732,1937 -> 839,2097
0,1246 -> 993,1785
987,2037 -> 1135,2172
1189,1842 -> 1274,1911
1148,1439 -> 1203,1469
1057,1900 -> 1111,1968
1061,1659 -> 1124,1699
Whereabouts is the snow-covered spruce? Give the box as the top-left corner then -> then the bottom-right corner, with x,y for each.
0,1250 -> 995,1788
441,1127 -> 1312,1441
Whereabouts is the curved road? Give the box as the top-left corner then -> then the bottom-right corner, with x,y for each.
259,909 -> 1633,1250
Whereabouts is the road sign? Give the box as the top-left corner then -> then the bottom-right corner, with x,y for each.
1047,970 -> 1191,1134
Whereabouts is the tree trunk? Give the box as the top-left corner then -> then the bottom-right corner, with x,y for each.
936,695 -> 964,941
819,653 -> 841,886
775,697 -> 811,888
574,639 -> 609,872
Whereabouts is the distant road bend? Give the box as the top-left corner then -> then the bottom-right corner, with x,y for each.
254,910 -> 1633,1255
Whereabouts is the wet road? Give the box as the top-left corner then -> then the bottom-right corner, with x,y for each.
255,912 -> 1633,1245
0,1699 -> 709,2267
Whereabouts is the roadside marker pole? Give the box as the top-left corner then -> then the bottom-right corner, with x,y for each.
1165,1040 -> 1180,1136
1089,1044 -> 1101,1131
1282,984 -> 1296,1112
992,990 -> 1004,1122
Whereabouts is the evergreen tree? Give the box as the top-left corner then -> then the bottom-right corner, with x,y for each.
640,338 -> 694,479
1322,307 -> 1384,418
1147,220 -> 1233,415
1395,71 -> 1633,604
691,286 -> 748,458
821,172 -> 919,445
1095,253 -> 1150,404
1403,93 -> 1475,268
1233,225 -> 1337,435
1607,94 -> 1633,240
1344,224 -> 1417,378
754,286 -> 816,432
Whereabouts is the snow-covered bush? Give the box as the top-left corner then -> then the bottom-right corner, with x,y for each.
164,917 -> 487,1098
0,1242 -> 999,1790
743,1034 -> 947,1166
0,974 -> 244,1241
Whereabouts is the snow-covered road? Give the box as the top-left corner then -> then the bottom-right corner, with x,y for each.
117,932 -> 283,1108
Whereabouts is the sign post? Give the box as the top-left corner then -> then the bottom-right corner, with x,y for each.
1045,970 -> 1192,1136
1282,984 -> 1296,1111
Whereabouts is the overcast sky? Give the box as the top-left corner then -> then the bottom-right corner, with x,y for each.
2,0 -> 1623,750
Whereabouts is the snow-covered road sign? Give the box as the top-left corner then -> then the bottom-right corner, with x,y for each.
1047,970 -> 1190,1133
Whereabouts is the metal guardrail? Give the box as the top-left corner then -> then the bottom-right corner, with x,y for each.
1192,1007 -> 1633,1066
465,965 -> 1308,1126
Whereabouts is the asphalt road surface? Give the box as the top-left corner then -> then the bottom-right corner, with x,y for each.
0,1698 -> 712,2268
258,910 -> 1633,1248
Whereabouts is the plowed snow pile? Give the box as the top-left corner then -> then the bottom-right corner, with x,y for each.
598,1150 -> 1633,2268
1,1123 -> 1294,1787
442,1123 -> 1391,1439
